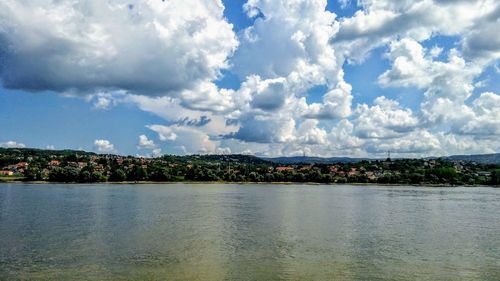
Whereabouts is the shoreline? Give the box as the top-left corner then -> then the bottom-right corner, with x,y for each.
0,179 -> 497,187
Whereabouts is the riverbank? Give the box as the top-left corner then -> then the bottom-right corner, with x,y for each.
0,179 -> 496,187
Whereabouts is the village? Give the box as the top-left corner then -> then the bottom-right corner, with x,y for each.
0,148 -> 498,185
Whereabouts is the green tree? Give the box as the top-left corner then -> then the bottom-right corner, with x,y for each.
109,169 -> 127,182
149,167 -> 172,181
24,166 -> 42,181
78,170 -> 92,183
491,170 -> 500,185
128,166 -> 148,181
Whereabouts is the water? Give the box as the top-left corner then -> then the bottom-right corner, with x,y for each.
0,184 -> 499,280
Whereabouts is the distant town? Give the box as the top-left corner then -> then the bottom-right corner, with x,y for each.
0,148 -> 499,185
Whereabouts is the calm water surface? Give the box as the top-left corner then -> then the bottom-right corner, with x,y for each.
0,183 -> 499,280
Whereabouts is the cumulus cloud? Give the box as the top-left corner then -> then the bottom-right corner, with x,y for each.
297,119 -> 328,145
378,39 -> 483,103
229,115 -> 296,144
137,135 -> 157,150
232,0 -> 352,119
304,80 -> 352,119
236,0 -> 339,81
461,4 -> 500,63
378,38 -> 485,129
0,0 -> 237,96
148,124 -> 229,154
220,0 -> 355,148
354,96 -> 419,139
94,139 -> 115,153
0,141 -> 26,148
364,129 -> 441,155
458,92 -> 500,136
151,148 -> 162,158
335,0 -> 497,61
136,134 -> 163,158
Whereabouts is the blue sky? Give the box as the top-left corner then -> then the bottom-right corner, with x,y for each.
0,0 -> 499,157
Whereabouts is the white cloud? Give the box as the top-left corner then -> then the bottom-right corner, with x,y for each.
0,141 -> 26,148
378,38 -> 433,88
152,148 -> 162,158
236,0 -> 339,81
335,0 -> 497,62
338,0 -> 351,9
136,134 -> 164,157
297,119 -> 328,145
148,124 -> 225,154
0,0 -> 237,96
378,38 -> 485,129
137,135 -> 157,150
327,119 -> 364,151
364,129 -> 441,155
147,125 -> 177,142
179,81 -> 235,113
233,0 -> 351,120
458,92 -> 500,136
93,139 -> 115,153
461,5 -> 500,63
304,80 -> 352,119
230,115 -> 296,144
429,46 -> 443,58
354,96 -> 419,139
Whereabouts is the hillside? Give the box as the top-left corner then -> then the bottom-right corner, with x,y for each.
441,153 -> 500,165
265,156 -> 373,164
267,153 -> 500,165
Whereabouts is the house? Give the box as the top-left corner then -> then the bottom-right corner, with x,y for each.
347,168 -> 358,177
49,160 -> 60,166
276,166 -> 294,172
17,162 -> 29,169
0,170 -> 14,176
95,164 -> 105,172
328,165 -> 340,173
365,171 -> 376,181
299,165 -> 312,171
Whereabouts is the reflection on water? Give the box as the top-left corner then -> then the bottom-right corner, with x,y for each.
0,184 -> 499,280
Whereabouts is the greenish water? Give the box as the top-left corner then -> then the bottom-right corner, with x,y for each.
0,184 -> 499,280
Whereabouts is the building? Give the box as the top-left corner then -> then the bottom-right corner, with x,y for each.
17,162 -> 29,169
276,166 -> 294,172
0,170 -> 14,176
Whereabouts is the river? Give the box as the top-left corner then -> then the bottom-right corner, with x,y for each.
0,183 -> 499,280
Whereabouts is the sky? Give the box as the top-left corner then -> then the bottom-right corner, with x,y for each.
0,0 -> 499,158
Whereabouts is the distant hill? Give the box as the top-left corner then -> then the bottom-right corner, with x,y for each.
168,154 -> 272,165
2,147 -> 499,165
440,153 -> 500,165
264,156 -> 374,164
266,153 -> 500,165
0,148 -> 271,165
0,147 -> 96,157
